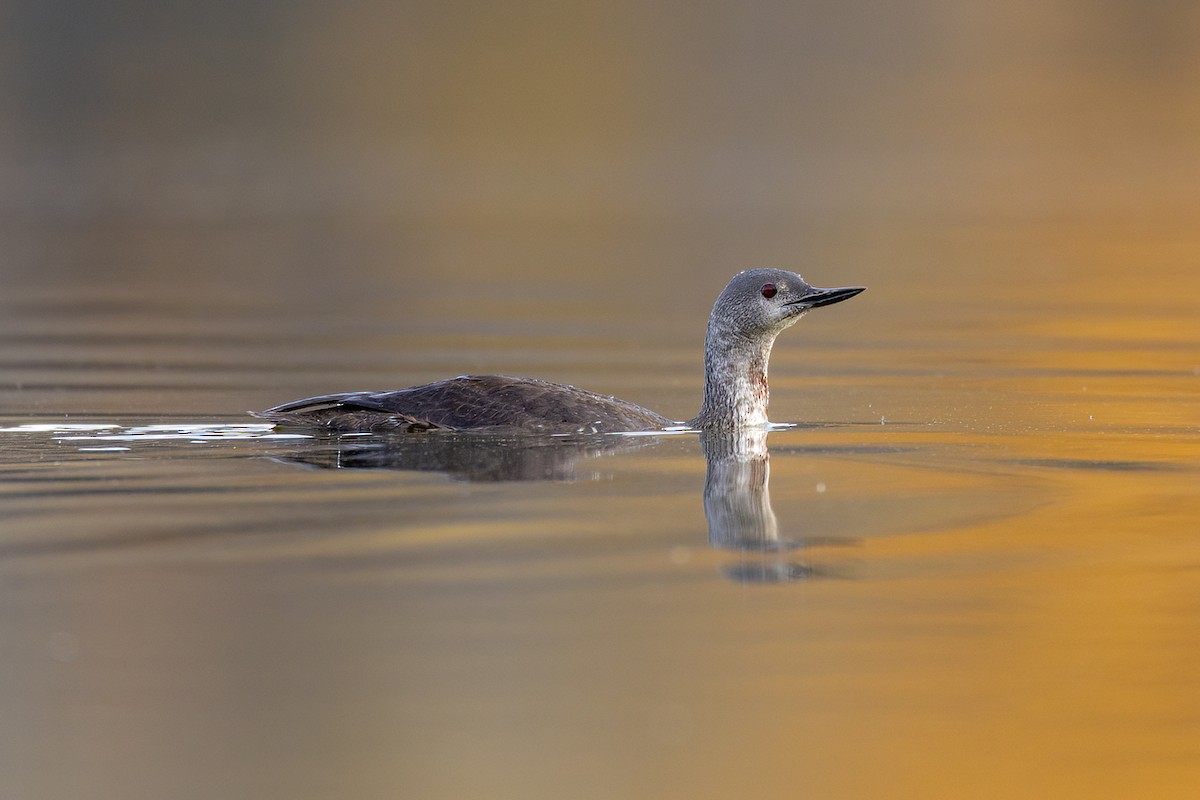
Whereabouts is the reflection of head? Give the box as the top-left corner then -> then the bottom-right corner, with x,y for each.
720,561 -> 818,584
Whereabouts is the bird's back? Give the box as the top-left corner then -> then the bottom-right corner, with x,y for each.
254,375 -> 674,434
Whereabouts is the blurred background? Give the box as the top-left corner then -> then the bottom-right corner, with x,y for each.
3,0 -> 1198,315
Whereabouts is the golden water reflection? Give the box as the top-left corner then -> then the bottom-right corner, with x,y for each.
4,413 -> 1196,800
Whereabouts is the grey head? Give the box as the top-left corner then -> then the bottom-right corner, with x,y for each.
707,268 -> 866,339
689,268 -> 865,429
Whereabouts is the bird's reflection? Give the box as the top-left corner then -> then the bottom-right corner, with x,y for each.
700,429 -> 784,551
274,427 -> 837,583
700,429 -> 826,584
272,432 -> 652,482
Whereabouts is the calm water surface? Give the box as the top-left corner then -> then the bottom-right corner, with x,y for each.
1,235 -> 1197,799
4,2 -> 1200,795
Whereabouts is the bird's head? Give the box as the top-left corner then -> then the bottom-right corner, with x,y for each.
710,268 -> 866,338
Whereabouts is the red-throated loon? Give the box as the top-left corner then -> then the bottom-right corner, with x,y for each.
254,269 -> 865,433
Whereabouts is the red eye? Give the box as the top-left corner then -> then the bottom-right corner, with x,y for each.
760,283 -> 778,299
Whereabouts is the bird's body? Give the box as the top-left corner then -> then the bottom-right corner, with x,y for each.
257,374 -> 673,434
255,269 -> 864,434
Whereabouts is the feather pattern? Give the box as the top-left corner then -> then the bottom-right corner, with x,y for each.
255,374 -> 674,434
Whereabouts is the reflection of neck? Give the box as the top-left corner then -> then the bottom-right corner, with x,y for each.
700,428 -> 778,549
690,320 -> 779,429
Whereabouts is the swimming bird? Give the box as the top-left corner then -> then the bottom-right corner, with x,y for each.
254,269 -> 865,434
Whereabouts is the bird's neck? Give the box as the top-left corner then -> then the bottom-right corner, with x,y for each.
690,322 -> 778,429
